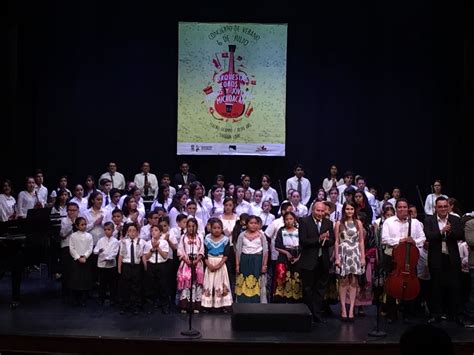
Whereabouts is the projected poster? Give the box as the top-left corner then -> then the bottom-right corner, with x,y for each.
177,22 -> 287,156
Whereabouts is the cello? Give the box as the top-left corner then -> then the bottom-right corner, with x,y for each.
385,217 -> 420,301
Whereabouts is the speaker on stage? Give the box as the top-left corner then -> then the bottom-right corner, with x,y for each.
231,303 -> 312,332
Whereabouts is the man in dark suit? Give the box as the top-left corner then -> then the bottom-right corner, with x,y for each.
298,201 -> 335,322
173,162 -> 196,188
425,196 -> 464,325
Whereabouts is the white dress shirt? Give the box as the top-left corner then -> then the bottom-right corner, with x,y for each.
143,239 -> 169,263
94,236 -> 120,268
260,187 -> 280,206
292,203 -> 308,218
286,176 -> 311,205
69,231 -> 93,261
103,202 -> 120,223
168,207 -> 184,228
265,216 -> 284,260
16,191 -> 37,218
35,185 -> 49,205
100,171 -> 126,190
59,217 -> 75,248
381,215 -> 426,248
139,224 -> 152,241
0,194 -> 16,222
206,199 -> 224,218
364,190 -> 378,223
134,172 -> 159,198
168,227 -> 183,258
150,198 -> 172,212
69,196 -> 89,214
120,238 -> 144,264
424,194 -> 448,216
322,178 -> 344,193
387,198 -> 397,208
168,186 -> 176,199
235,200 -> 253,216
260,211 -> 275,228
329,202 -> 343,222
437,215 -> 449,255
50,188 -> 72,199
83,207 -> 106,245
337,184 -> 357,204
251,202 -> 263,216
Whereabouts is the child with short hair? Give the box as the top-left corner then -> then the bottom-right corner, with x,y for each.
143,225 -> 170,314
118,223 -> 143,314
93,221 -> 120,305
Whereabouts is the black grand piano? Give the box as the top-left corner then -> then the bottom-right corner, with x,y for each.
0,207 -> 61,308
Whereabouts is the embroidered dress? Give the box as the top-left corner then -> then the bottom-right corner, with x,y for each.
235,232 -> 268,303
273,228 -> 302,302
201,235 -> 233,308
177,234 -> 204,311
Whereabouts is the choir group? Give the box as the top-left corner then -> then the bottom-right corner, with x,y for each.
1,161 -> 473,327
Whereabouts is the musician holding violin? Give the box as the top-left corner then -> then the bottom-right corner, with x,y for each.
381,198 -> 426,323
424,196 -> 466,325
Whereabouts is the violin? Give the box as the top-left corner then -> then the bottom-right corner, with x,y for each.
214,44 -> 245,119
385,217 -> 420,301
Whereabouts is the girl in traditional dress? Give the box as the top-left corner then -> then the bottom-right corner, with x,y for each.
177,218 -> 204,313
202,218 -> 233,311
273,212 -> 302,303
235,216 -> 268,303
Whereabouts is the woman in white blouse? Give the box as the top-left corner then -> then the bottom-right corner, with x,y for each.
84,191 -> 105,245
17,176 -> 42,218
69,185 -> 89,214
234,185 -> 252,216
322,165 -> 344,193
208,185 -> 224,218
150,184 -> 172,212
0,179 -> 16,222
52,189 -> 69,217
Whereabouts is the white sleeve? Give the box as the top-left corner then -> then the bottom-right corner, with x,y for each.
424,195 -> 432,215
69,235 -> 80,260
84,234 -> 93,258
105,240 -> 120,260
272,188 -> 280,206
302,180 -> 311,205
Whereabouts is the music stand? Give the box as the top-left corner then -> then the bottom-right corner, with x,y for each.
181,238 -> 201,338
368,219 -> 387,338
26,207 -> 52,222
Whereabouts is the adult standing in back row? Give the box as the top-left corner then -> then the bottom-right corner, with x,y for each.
174,162 -> 196,189
100,162 -> 126,191
286,164 -> 311,206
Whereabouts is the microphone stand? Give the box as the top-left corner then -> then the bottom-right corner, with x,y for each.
368,218 -> 387,338
181,235 -> 201,338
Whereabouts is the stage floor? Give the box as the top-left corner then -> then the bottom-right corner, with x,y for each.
1,272 -> 473,354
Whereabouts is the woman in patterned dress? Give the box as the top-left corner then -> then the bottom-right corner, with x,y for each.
335,202 -> 365,321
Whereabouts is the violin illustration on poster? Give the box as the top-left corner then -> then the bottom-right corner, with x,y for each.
203,45 -> 256,122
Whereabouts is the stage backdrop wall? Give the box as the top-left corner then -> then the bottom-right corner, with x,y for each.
3,1 -> 471,212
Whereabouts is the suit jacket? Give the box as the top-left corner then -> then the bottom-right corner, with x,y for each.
173,173 -> 197,188
424,214 -> 463,269
298,216 -> 335,271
